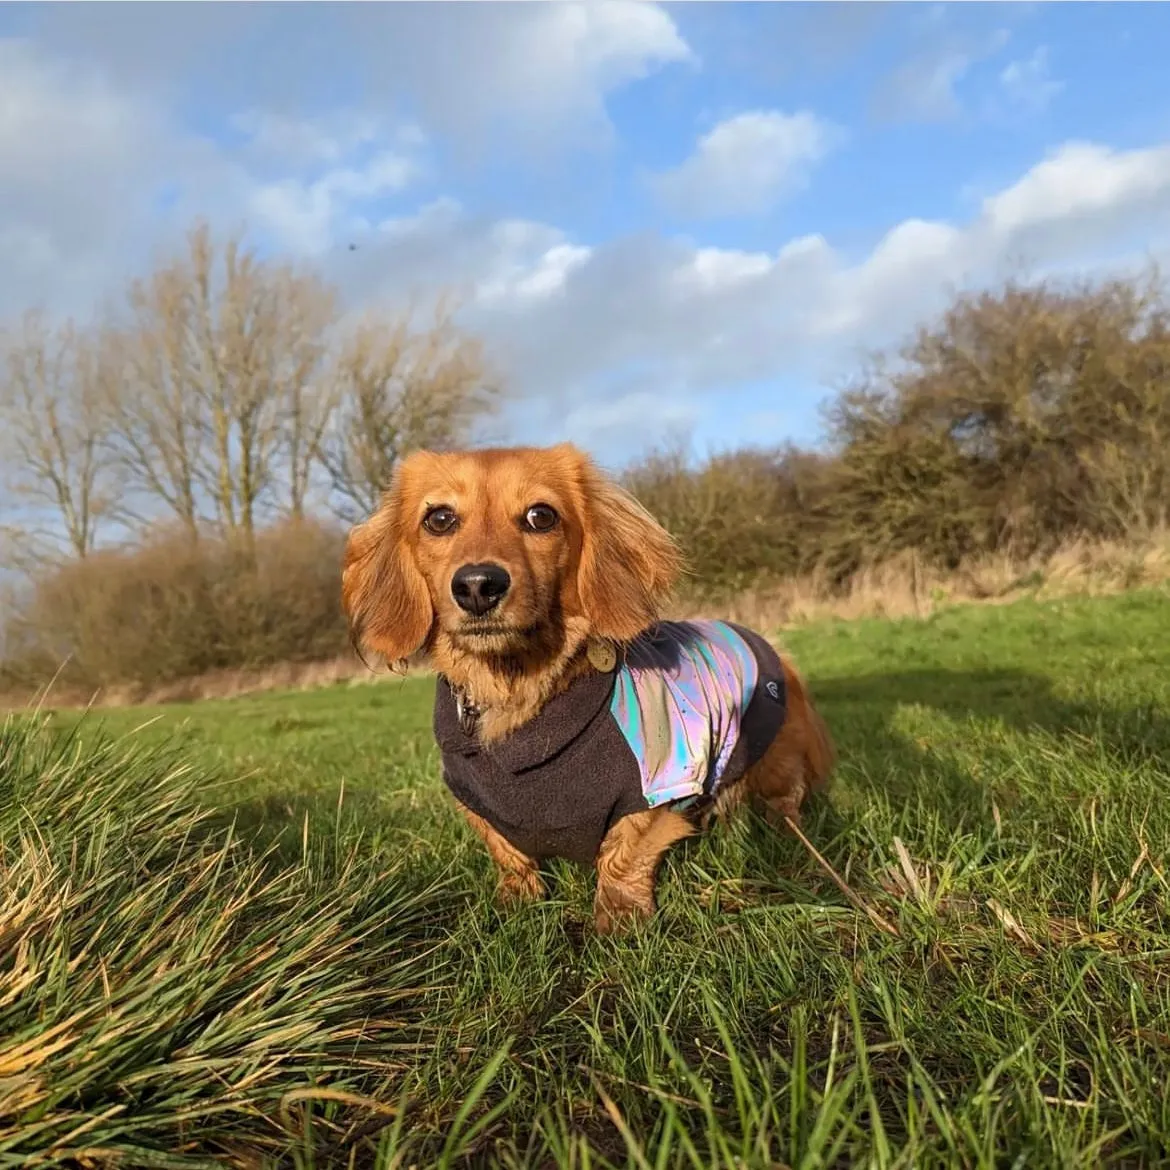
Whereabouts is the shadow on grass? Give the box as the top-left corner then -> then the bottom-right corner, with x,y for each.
712,664 -> 1170,892
812,666 -> 1169,782
814,666 -> 1166,747
782,665 -> 1170,866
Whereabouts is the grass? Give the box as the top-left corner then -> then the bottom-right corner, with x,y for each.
5,589 -> 1170,1167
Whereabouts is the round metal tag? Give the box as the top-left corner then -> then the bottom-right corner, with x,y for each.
587,641 -> 617,673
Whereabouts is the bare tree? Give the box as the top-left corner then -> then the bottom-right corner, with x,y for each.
0,311 -> 122,559
105,222 -> 337,543
282,360 -> 339,523
106,267 -> 204,538
320,298 -> 500,522
4,223 -> 499,557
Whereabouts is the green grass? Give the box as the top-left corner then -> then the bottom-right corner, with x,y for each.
6,590 -> 1170,1167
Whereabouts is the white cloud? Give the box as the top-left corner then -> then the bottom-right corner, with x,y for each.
511,1 -> 695,99
998,46 -> 1063,116
477,243 -> 594,307
21,2 -> 693,154
677,247 -> 776,293
231,109 -> 388,167
877,50 -> 974,122
0,38 -> 243,320
0,4 -> 695,317
984,141 -> 1170,236
652,110 -> 837,219
329,136 -> 1170,452
0,40 -> 140,176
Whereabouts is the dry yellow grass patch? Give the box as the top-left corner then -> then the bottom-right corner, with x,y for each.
685,528 -> 1170,630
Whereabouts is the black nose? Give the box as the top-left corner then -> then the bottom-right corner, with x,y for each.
451,562 -> 511,616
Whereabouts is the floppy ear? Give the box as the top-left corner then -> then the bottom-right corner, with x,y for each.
575,456 -> 683,644
341,479 -> 434,667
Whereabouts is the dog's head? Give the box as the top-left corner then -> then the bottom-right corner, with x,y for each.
341,443 -> 683,669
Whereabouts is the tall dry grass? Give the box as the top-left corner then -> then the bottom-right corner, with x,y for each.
680,528 -> 1170,630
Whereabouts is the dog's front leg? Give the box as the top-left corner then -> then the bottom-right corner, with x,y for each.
457,804 -> 545,906
594,808 -> 694,935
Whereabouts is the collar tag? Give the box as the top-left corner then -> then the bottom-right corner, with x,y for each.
587,640 -> 617,673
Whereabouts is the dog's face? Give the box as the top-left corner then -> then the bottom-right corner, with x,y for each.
342,443 -> 682,666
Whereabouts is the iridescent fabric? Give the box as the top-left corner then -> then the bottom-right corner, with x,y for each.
609,620 -> 761,808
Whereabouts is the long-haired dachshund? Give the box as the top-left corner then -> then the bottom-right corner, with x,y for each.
342,444 -> 834,934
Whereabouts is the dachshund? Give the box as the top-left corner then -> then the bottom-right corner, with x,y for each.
342,443 -> 834,934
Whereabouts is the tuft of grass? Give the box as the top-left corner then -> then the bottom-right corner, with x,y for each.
11,589 -> 1170,1165
0,716 -> 461,1168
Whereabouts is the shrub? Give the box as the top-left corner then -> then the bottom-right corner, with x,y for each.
626,267 -> 1170,589
4,267 -> 1170,691
3,519 -> 348,691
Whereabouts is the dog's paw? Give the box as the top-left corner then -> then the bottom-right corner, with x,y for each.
593,888 -> 654,936
496,869 -> 545,908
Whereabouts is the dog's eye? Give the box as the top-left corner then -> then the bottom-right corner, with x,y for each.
523,504 -> 559,533
422,506 -> 458,535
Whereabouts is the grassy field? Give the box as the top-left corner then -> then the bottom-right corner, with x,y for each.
5,590 -> 1170,1168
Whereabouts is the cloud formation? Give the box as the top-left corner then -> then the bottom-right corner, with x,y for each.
651,110 -> 839,219
20,1 -> 695,152
453,140 -> 1170,445
872,26 -> 1012,123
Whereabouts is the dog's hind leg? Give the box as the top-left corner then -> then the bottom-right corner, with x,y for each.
743,659 -> 835,831
457,803 -> 546,906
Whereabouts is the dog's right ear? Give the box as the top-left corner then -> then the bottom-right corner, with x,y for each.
341,478 -> 434,668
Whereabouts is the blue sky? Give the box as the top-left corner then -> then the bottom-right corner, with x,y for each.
3,1 -> 1170,468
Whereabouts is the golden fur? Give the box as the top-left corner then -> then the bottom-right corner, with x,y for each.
342,443 -> 834,933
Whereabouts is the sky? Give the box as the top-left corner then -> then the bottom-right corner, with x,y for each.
3,0 -> 1170,468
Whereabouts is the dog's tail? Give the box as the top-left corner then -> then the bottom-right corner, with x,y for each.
781,657 -> 835,793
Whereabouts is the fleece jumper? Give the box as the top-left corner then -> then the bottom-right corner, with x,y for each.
434,620 -> 789,866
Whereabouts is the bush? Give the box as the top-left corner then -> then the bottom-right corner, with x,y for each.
824,270 -> 1170,565
626,266 -> 1170,588
3,518 -> 349,692
623,443 -> 835,592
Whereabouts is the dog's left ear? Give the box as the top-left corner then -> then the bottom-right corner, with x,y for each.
573,453 -> 683,644
341,475 -> 434,668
